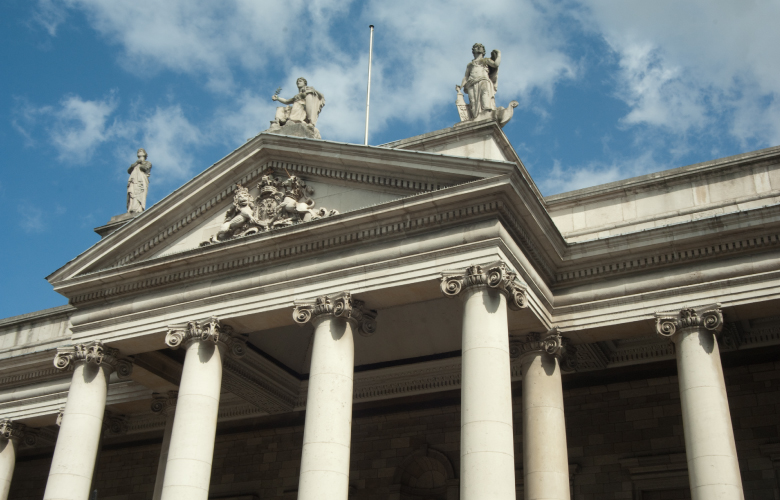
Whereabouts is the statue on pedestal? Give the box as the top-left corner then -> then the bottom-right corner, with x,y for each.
456,43 -> 518,128
264,77 -> 326,139
126,148 -> 152,213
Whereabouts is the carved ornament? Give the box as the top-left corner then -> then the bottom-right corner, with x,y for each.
440,261 -> 528,310
0,419 -> 25,441
151,391 -> 178,416
293,291 -> 378,336
102,412 -> 128,436
655,304 -> 723,339
53,341 -> 125,372
509,327 -> 577,370
165,317 -> 246,358
203,173 -> 338,245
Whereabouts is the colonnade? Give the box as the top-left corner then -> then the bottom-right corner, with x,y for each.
0,267 -> 745,500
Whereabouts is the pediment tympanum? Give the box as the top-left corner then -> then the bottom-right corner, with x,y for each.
48,134 -> 514,286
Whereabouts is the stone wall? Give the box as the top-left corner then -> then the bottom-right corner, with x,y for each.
10,360 -> 780,500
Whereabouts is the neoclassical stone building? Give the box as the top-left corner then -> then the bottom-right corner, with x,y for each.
2,120 -> 780,500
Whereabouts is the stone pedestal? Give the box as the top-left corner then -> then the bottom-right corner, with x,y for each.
441,262 -> 528,500
0,421 -> 24,500
44,342 -> 119,500
160,319 -> 243,500
293,292 -> 376,500
151,392 -> 178,500
657,306 -> 744,500
516,330 -> 571,500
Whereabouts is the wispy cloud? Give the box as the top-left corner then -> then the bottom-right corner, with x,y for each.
540,151 -> 661,195
14,93 -> 203,182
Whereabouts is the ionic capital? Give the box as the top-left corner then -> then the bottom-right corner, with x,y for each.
510,328 -> 577,370
440,261 -> 528,310
0,419 -> 25,441
53,341 -> 130,373
102,411 -> 128,436
655,304 -> 723,340
293,291 -> 378,336
151,391 -> 178,416
165,317 -> 246,358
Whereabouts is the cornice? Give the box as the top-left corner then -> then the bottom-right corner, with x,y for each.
59,178 -> 552,305
545,144 -> 780,205
555,223 -> 780,286
47,134 -> 513,284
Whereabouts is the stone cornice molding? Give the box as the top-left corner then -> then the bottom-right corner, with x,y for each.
0,419 -> 25,441
53,341 -> 132,375
293,291 -> 378,336
655,304 -> 723,340
441,261 -> 528,310
165,317 -> 247,357
509,327 -> 577,370
150,391 -> 178,416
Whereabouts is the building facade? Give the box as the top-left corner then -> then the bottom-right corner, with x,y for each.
2,120 -> 780,500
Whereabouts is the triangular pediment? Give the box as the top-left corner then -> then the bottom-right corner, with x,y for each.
48,131 -> 519,285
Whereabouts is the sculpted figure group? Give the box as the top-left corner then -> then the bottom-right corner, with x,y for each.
204,173 -> 339,245
117,46 -> 518,234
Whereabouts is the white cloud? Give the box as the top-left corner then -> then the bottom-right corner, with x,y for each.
49,94 -> 118,160
16,93 -> 203,182
574,0 -> 780,147
38,0 -> 578,142
33,0 -> 68,36
540,151 -> 661,195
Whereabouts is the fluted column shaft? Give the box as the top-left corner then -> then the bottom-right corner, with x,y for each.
441,262 -> 528,500
293,292 -> 376,500
657,306 -> 744,500
516,330 -> 571,500
44,342 -> 120,500
152,392 -> 178,500
0,421 -> 24,500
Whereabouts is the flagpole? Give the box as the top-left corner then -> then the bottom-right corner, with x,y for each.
364,25 -> 374,146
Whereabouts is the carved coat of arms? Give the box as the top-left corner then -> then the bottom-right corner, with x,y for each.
203,174 -> 338,244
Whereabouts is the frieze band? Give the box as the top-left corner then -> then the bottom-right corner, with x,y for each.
53,341 -> 130,374
440,261 -> 528,310
293,291 -> 378,336
655,304 -> 724,339
165,317 -> 247,358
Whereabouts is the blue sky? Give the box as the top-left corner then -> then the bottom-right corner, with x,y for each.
2,0 -> 779,319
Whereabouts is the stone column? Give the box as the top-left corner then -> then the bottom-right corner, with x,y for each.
441,262 -> 528,500
512,328 -> 574,500
151,392 -> 178,500
0,420 -> 25,500
292,292 -> 377,500
160,318 -> 245,500
656,305 -> 744,499
43,341 -> 128,500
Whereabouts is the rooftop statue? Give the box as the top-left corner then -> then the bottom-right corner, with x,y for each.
264,77 -> 326,140
455,43 -> 518,128
126,148 -> 152,213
